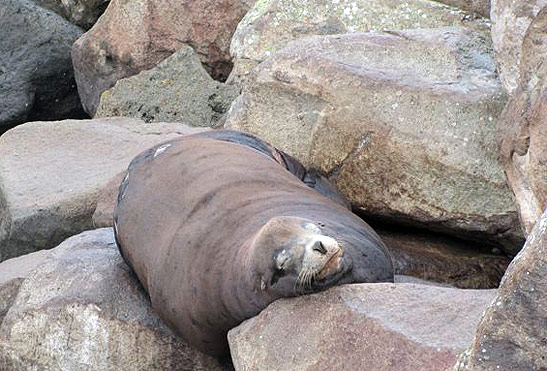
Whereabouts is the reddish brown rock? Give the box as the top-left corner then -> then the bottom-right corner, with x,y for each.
72,0 -> 255,115
499,7 -> 547,235
457,209 -> 547,370
379,228 -> 510,289
229,283 -> 496,371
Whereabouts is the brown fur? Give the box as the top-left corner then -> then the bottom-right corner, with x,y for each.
114,131 -> 393,356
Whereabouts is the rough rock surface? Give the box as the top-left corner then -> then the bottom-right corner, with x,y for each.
226,29 -> 522,252
229,283 -> 496,371
491,0 -> 547,94
456,209 -> 547,370
435,0 -> 490,17
0,0 -> 86,128
0,118 -> 206,262
92,172 -> 125,228
0,250 -> 49,325
72,0 -> 255,116
0,229 -> 226,370
229,0 -> 486,83
96,46 -> 239,126
379,228 -> 510,289
498,8 -> 547,235
32,0 -> 109,29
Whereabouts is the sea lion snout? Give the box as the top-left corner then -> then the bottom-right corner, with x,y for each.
302,234 -> 344,282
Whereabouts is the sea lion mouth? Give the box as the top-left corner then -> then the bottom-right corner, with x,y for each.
316,248 -> 344,281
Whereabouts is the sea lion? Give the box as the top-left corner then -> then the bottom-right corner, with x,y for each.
114,130 -> 394,357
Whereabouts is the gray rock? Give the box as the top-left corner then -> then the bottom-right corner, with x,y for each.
226,29 -> 523,253
0,229 -> 226,370
92,172 -> 125,228
229,0 -> 488,83
32,0 -> 109,29
229,283 -> 496,371
456,208 -> 547,370
0,0 -> 86,128
491,0 -> 547,94
0,118 -> 207,262
96,46 -> 240,126
434,0 -> 490,17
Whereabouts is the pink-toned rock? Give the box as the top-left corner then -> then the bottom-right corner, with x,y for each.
491,0 -> 547,94
72,0 -> 255,115
456,209 -> 547,370
92,172 -> 125,228
228,283 -> 496,371
498,7 -> 547,235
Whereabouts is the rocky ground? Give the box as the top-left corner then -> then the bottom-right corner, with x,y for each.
0,0 -> 546,370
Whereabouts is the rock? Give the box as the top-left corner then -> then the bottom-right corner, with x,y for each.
457,209 -> 547,370
0,0 -> 86,128
228,283 -> 496,371
72,0 -> 255,116
498,8 -> 547,235
0,118 -> 207,262
434,0 -> 490,17
32,0 -> 109,29
0,250 -> 49,325
491,0 -> 547,94
379,227 -> 510,289
229,0 -> 487,83
0,229 -> 226,370
226,29 -> 522,253
95,45 -> 240,126
92,172 -> 125,228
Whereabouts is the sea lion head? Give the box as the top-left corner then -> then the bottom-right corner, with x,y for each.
250,216 -> 352,296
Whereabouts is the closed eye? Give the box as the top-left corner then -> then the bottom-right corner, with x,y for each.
312,241 -> 327,255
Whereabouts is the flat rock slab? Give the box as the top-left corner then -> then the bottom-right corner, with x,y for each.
229,283 -> 496,371
0,0 -> 85,128
0,229 -> 226,370
228,0 -> 486,84
457,209 -> 547,370
0,118 -> 207,262
96,45 -> 239,126
226,28 -> 522,253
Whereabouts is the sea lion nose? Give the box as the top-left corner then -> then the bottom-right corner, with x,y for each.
312,241 -> 328,254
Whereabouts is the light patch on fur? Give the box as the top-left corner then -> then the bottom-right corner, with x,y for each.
153,143 -> 172,158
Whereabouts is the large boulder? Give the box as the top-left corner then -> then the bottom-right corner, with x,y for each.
380,228 -> 510,289
498,7 -> 547,235
0,229 -> 226,370
95,45 -> 239,126
0,118 -> 207,262
456,208 -> 547,370
491,0 -> 547,94
32,0 -> 109,29
228,0 -> 486,84
226,28 -> 522,253
72,0 -> 255,116
229,283 -> 496,370
0,0 -> 86,129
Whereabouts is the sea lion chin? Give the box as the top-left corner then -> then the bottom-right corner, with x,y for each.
114,130 -> 394,357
